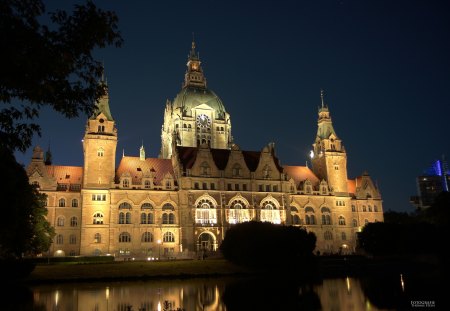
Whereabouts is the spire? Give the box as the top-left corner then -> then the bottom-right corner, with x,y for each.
316,90 -> 337,139
140,142 -> 145,161
44,142 -> 52,165
183,38 -> 207,88
90,66 -> 114,121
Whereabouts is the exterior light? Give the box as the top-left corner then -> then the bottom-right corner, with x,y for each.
309,150 -> 314,159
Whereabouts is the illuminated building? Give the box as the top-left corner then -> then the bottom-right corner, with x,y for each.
411,157 -> 449,210
27,41 -> 383,258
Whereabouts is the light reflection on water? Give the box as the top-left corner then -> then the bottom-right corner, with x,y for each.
6,274 -> 431,311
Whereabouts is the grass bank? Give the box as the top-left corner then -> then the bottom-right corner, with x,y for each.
24,259 -> 253,283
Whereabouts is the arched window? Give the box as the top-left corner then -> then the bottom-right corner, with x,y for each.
58,198 -> 66,207
69,234 -> 77,244
321,214 -> 331,225
119,202 -> 132,210
119,232 -> 131,243
119,212 -> 125,224
141,232 -> 153,243
72,199 -> 78,207
363,205 -> 367,212
163,232 -> 175,243
351,205 -> 356,212
162,213 -> 168,224
57,216 -> 65,227
352,219 -> 358,227
309,215 -> 316,225
227,200 -> 250,224
126,212 -> 132,224
304,206 -> 315,213
56,234 -> 64,244
147,213 -> 154,224
169,213 -> 175,224
162,203 -> 174,211
140,213 -> 147,224
94,233 -> 101,243
260,201 -> 281,224
195,199 -> 217,224
93,212 -> 104,224
338,216 -> 346,226
70,216 -> 78,227
292,214 -> 301,225
324,231 -> 333,240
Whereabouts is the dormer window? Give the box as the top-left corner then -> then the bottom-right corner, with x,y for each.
123,179 -> 129,188
200,162 -> 210,176
232,164 -> 242,177
98,125 -> 105,133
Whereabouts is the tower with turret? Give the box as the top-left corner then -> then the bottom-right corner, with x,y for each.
311,90 -> 348,195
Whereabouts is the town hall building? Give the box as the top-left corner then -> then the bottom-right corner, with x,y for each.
27,41 -> 384,259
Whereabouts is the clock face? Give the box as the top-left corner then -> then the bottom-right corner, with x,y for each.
196,114 -> 211,128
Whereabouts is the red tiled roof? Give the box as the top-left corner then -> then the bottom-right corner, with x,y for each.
116,156 -> 174,185
46,166 -> 83,184
283,165 -> 319,185
347,179 -> 356,194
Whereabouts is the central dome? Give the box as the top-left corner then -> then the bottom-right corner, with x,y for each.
173,86 -> 226,120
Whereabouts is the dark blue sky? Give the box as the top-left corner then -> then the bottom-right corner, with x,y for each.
15,0 -> 450,213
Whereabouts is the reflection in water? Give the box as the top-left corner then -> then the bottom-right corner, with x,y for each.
6,274 -> 440,311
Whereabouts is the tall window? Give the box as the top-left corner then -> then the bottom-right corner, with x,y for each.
97,148 -> 104,157
125,212 -> 131,224
321,214 -> 331,225
70,216 -> 78,227
338,216 -> 346,226
56,234 -> 64,244
72,199 -> 78,207
228,200 -> 250,224
93,212 -> 104,224
119,232 -> 131,243
69,234 -> 77,244
162,203 -> 175,224
324,231 -> 333,240
351,205 -> 356,212
94,233 -> 101,243
57,216 -> 65,227
163,232 -> 175,243
292,214 -> 301,225
200,162 -> 210,175
141,232 -> 153,243
195,199 -> 217,224
122,179 -> 129,188
352,219 -> 358,227
260,202 -> 281,224
341,232 -> 347,241
58,198 -> 66,207
232,163 -> 242,177
119,212 -> 125,224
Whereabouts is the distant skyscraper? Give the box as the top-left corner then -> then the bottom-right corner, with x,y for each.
411,156 -> 449,210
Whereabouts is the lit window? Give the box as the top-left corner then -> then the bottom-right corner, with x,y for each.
338,216 -> 346,226
195,199 -> 217,225
94,233 -> 101,243
352,219 -> 358,227
163,232 -> 175,243
72,199 -> 78,207
260,202 -> 281,224
58,198 -> 66,207
93,212 -> 104,224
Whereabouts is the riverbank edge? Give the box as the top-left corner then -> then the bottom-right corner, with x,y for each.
15,255 -> 443,285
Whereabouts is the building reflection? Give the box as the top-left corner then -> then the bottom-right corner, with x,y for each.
29,277 -> 389,311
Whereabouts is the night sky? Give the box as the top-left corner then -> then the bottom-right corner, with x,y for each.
15,0 -> 450,213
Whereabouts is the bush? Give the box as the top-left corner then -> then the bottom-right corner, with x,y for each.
220,221 -> 316,269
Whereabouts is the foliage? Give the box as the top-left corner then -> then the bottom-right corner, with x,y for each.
0,0 -> 122,152
220,221 -> 316,269
0,147 -> 55,259
420,191 -> 450,226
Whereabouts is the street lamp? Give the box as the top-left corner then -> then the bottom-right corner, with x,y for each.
157,239 -> 161,260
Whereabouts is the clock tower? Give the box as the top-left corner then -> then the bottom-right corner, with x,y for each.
311,90 -> 348,195
160,41 -> 232,158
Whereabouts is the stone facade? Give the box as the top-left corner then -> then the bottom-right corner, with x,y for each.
27,42 -> 383,258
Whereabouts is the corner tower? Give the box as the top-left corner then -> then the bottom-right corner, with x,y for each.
160,40 -> 232,158
82,80 -> 117,188
311,90 -> 348,195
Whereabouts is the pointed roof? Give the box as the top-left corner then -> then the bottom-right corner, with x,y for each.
283,165 -> 320,186
316,89 -> 337,139
183,40 -> 207,89
90,75 -> 114,121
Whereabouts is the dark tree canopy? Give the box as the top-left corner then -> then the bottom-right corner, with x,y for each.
0,0 -> 122,152
0,147 -> 55,259
220,221 -> 316,269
